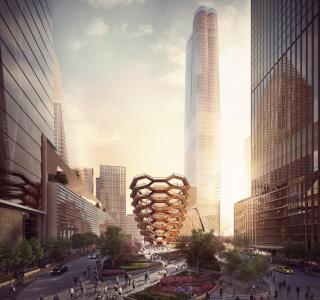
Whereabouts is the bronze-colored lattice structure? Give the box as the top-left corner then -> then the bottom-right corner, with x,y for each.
130,174 -> 190,245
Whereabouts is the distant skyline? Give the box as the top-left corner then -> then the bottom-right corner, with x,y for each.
53,0 -> 250,235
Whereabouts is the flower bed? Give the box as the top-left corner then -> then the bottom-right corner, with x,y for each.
131,272 -> 218,299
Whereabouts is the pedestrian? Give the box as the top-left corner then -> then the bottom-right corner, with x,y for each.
125,273 -> 129,285
118,286 -> 123,298
104,283 -> 108,295
80,283 -> 84,295
73,274 -> 78,286
83,269 -> 87,278
274,289 -> 278,299
70,287 -> 75,299
250,294 -> 254,300
296,286 -> 300,299
9,281 -> 16,293
144,272 -> 148,282
128,274 -> 132,285
286,285 -> 290,297
53,294 -> 60,300
87,265 -> 91,275
219,287 -> 223,298
132,279 -> 136,290
206,292 -> 210,299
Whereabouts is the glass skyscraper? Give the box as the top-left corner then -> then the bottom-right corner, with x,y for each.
0,0 -> 54,241
235,0 -> 319,251
184,6 -> 221,234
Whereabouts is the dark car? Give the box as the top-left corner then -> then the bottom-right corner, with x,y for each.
51,264 -> 69,275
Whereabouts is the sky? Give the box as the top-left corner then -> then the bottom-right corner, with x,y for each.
53,0 -> 251,235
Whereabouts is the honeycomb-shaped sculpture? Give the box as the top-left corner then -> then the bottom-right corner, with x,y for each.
130,174 -> 190,245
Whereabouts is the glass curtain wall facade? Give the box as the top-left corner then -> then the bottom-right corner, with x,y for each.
0,0 -> 54,241
54,102 -> 68,165
184,6 -> 221,234
96,165 -> 126,229
251,0 -> 319,248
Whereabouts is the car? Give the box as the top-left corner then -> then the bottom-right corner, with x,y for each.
272,265 -> 294,274
88,253 -> 98,259
51,264 -> 69,275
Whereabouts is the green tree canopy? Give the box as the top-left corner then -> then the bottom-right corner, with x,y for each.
99,226 -> 138,267
176,229 -> 224,269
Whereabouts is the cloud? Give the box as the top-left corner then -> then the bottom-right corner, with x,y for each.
159,68 -> 184,87
133,24 -> 154,37
69,39 -> 87,51
105,49 -> 113,56
83,0 -> 145,9
112,23 -> 128,35
86,18 -> 109,36
149,29 -> 185,67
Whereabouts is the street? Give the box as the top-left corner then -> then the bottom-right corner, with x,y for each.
15,255 -> 181,300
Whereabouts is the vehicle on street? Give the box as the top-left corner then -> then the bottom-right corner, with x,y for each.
88,253 -> 98,259
51,264 -> 69,275
272,265 -> 294,274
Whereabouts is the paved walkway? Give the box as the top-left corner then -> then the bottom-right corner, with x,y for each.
10,255 -> 184,300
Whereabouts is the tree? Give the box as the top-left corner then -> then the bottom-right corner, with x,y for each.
42,237 -> 58,259
18,240 -> 35,269
0,242 -> 20,274
29,239 -> 44,264
99,226 -> 135,267
223,250 -> 242,276
176,229 -> 223,270
250,255 -> 269,278
71,233 -> 87,252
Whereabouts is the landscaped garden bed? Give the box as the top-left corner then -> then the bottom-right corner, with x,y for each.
102,254 -> 161,276
130,271 -> 218,299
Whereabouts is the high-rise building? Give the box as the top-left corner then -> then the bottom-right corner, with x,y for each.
73,167 -> 94,194
54,102 -> 68,164
96,165 -> 126,229
184,6 -> 221,234
235,0 -> 319,251
0,0 -> 54,242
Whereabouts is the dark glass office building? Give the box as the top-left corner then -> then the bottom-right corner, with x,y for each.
0,0 -> 54,242
236,0 -> 319,250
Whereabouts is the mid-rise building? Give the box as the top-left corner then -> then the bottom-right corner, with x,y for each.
234,0 -> 319,252
96,165 -> 126,229
0,0 -> 54,242
73,167 -> 94,194
44,137 -> 114,238
124,214 -> 143,242
184,6 -> 221,234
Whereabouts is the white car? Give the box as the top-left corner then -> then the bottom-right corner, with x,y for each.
88,253 -> 98,259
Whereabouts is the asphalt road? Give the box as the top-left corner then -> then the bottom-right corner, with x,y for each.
16,255 -> 182,300
17,256 -> 101,300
